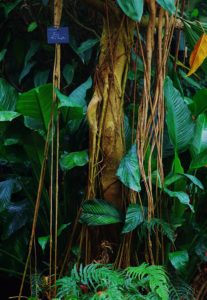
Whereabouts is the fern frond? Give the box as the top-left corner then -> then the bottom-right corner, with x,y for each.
56,276 -> 80,299
125,263 -> 169,300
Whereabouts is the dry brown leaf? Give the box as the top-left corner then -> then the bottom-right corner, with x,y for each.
187,34 -> 207,76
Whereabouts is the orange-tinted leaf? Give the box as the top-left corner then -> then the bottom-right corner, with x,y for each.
187,34 -> 207,76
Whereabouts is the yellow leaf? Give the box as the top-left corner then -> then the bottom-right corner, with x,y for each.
187,34 -> 207,76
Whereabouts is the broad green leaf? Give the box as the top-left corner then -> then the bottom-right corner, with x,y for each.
0,78 -> 18,111
27,22 -> 38,32
190,89 -> 207,116
116,0 -> 144,22
57,77 -> 92,111
169,250 -> 189,271
0,111 -> 20,122
165,173 -> 204,190
179,69 -> 201,89
80,199 -> 122,226
156,0 -> 176,14
24,117 -> 45,135
164,188 -> 194,212
117,144 -> 141,192
34,70 -> 50,87
77,39 -> 98,55
16,83 -> 53,131
60,150 -> 89,171
164,77 -> 195,151
0,49 -> 7,62
63,64 -> 75,86
190,150 -> 207,169
122,204 -> 145,233
191,114 -> 207,156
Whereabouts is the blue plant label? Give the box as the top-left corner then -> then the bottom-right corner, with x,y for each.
47,27 -> 69,44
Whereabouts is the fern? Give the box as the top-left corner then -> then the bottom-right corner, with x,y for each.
55,263 -> 171,300
56,276 -> 80,299
125,263 -> 169,300
71,263 -> 124,289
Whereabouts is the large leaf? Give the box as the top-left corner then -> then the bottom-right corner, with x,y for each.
190,89 -> 207,117
79,199 -> 122,226
1,200 -> 31,240
0,111 -> 20,122
0,78 -> 18,111
116,144 -> 141,192
122,204 -> 145,234
164,188 -> 194,212
169,250 -> 189,271
63,64 -> 75,86
156,0 -> 176,14
19,41 -> 40,83
191,114 -> 207,156
187,34 -> 207,76
116,0 -> 144,22
60,150 -> 89,171
0,179 -> 16,213
190,150 -> 207,169
57,77 -> 92,110
164,77 -> 195,151
16,83 -> 53,131
164,173 -> 204,190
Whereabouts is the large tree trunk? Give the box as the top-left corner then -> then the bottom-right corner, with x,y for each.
87,14 -> 134,208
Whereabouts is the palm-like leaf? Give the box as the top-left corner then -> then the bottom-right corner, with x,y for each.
79,199 -> 122,226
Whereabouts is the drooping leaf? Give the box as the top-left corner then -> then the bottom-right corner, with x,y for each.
164,77 -> 195,151
0,78 -> 18,111
77,39 -> 99,55
34,70 -> 50,87
164,173 -> 204,190
190,89 -> 207,117
0,111 -> 20,122
0,0 -> 23,17
60,150 -> 89,171
38,223 -> 70,252
0,49 -> 7,62
19,41 -> 40,83
38,236 -> 49,252
80,199 -> 122,226
116,0 -> 144,22
116,144 -> 141,192
146,218 -> 175,243
156,0 -> 176,14
0,179 -> 16,213
187,34 -> 207,76
190,149 -> 207,169
122,204 -> 145,234
57,77 -> 92,110
63,64 -> 75,86
191,114 -> 207,157
16,84 -> 53,131
169,250 -> 189,271
2,200 -> 31,240
164,188 -> 194,212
